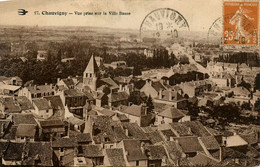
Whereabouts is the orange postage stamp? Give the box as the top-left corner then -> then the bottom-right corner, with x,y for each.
223,1 -> 259,46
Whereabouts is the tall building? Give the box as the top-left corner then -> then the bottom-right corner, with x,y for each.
83,55 -> 99,91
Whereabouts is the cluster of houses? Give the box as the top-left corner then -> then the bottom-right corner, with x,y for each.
0,55 -> 260,166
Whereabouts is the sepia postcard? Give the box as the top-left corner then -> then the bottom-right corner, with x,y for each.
0,0 -> 260,166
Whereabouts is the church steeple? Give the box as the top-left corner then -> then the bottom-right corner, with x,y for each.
83,55 -> 99,91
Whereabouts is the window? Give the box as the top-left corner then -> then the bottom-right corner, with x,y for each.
60,148 -> 64,152
150,164 -> 155,167
46,110 -> 49,113
136,161 -> 139,166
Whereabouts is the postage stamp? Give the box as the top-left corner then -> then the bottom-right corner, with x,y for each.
140,8 -> 189,40
223,1 -> 259,46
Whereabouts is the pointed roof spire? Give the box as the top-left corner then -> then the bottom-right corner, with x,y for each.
84,54 -> 99,74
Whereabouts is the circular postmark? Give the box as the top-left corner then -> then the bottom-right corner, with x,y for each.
207,13 -> 257,45
140,8 -> 190,40
207,14 -> 234,44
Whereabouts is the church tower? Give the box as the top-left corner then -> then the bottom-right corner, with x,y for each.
83,55 -> 99,91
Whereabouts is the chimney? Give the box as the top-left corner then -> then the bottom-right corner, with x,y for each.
219,145 -> 224,161
159,89 -> 162,99
1,123 -> 4,135
34,85 -> 37,90
149,80 -> 152,86
57,78 -> 60,83
125,129 -> 129,136
166,80 -> 170,85
168,91 -> 172,101
170,136 -> 174,141
128,102 -> 132,106
220,73 -> 223,78
68,76 -> 71,79
50,84 -> 53,89
119,84 -> 123,91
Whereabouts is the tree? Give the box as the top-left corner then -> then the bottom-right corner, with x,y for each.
133,66 -> 142,77
146,95 -> 154,113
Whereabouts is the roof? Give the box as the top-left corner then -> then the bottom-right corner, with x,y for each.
122,122 -> 148,141
160,129 -> 177,140
15,96 -> 34,110
97,108 -> 115,117
181,121 -> 211,137
66,116 -> 85,125
13,113 -> 37,125
199,136 -> 220,150
64,89 -> 86,97
3,142 -> 24,161
123,139 -> 147,161
163,141 -> 190,166
145,130 -> 164,144
188,152 -> 219,166
158,107 -> 185,119
70,133 -> 92,143
52,137 -> 78,148
44,96 -> 64,110
231,86 -> 250,96
152,81 -> 166,92
99,77 -> 119,89
0,97 -> 21,113
16,124 -> 36,137
0,84 -> 21,91
105,148 -> 126,167
170,122 -> 193,136
33,98 -> 52,110
108,92 -> 129,103
82,144 -> 103,157
175,136 -> 204,153
27,84 -> 53,94
62,78 -> 75,88
145,145 -> 167,160
40,119 -> 64,127
225,135 -> 248,147
240,133 -> 258,145
84,55 -> 99,74
121,104 -> 146,117
23,142 -> 53,166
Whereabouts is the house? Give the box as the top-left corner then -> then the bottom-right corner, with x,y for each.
154,90 -> 187,109
145,145 -> 168,167
188,152 -> 219,166
52,137 -> 78,166
1,142 -> 24,165
44,96 -> 65,120
104,61 -> 127,69
0,76 -> 22,86
157,106 -> 190,124
23,142 -> 53,166
39,119 -> 67,141
122,122 -> 149,141
32,98 -> 53,119
118,139 -> 148,166
70,133 -> 92,146
117,104 -> 153,127
82,144 -> 104,166
66,116 -> 85,133
15,124 -> 36,142
37,50 -> 48,61
211,72 -> 236,88
59,89 -> 93,118
223,134 -> 248,152
0,96 -> 34,114
104,148 -> 127,167
19,84 -> 55,101
0,120 -> 11,139
57,77 -> 78,90
12,113 -> 37,126
141,80 -> 167,98
107,92 -> 129,107
0,84 -> 21,96
174,136 -> 205,157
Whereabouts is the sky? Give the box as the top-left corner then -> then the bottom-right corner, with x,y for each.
0,0 -> 222,31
